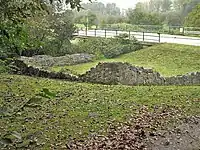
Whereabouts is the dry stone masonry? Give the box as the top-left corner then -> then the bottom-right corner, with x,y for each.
79,62 -> 200,86
10,59 -> 78,81
11,60 -> 200,86
19,53 -> 95,68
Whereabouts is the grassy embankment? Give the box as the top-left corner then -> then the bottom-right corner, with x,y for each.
52,43 -> 200,77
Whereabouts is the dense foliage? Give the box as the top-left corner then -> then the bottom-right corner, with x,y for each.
74,2 -> 126,29
184,4 -> 200,27
72,35 -> 142,59
40,11 -> 75,56
74,0 -> 200,34
0,0 -> 89,58
127,0 -> 200,26
127,8 -> 162,25
74,11 -> 98,29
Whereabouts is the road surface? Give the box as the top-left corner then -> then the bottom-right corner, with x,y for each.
76,30 -> 200,46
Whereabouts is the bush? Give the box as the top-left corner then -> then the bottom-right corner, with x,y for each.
103,44 -> 142,58
101,23 -> 142,31
70,38 -> 109,59
75,24 -> 86,30
73,35 -> 142,59
40,39 -> 73,57
101,23 -> 166,33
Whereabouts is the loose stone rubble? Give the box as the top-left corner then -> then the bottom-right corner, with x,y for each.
10,60 -> 200,86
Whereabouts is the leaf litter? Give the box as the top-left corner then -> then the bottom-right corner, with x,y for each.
69,105 -> 200,150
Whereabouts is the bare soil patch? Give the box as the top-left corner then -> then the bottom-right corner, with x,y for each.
69,106 -> 200,150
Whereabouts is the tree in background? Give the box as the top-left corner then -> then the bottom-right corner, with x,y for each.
75,2 -> 122,27
126,0 -> 200,27
181,0 -> 200,19
167,0 -> 200,24
184,4 -> 200,27
149,0 -> 162,12
75,11 -> 97,28
161,0 -> 172,12
173,0 -> 190,10
81,2 -> 121,16
106,3 -> 121,16
127,5 -> 162,25
165,11 -> 182,26
81,2 -> 106,15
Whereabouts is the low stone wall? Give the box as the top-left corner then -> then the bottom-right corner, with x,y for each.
166,72 -> 200,85
10,60 -> 78,81
19,53 -> 95,68
10,60 -> 200,86
79,62 -> 200,86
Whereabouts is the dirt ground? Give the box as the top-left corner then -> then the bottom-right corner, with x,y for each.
70,106 -> 200,150
146,116 -> 200,150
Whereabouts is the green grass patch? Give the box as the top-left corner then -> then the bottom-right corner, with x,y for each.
0,60 -> 10,74
51,43 -> 200,77
1,75 -> 200,149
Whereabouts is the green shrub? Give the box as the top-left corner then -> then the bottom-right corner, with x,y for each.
73,36 -> 142,59
103,44 -> 142,58
71,38 -> 110,59
101,23 -> 142,31
41,39 -> 73,57
75,24 -> 86,30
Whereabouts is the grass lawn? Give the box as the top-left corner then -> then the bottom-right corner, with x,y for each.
1,74 -> 200,149
51,43 -> 200,77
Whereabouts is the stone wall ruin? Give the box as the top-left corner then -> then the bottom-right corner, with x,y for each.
79,62 -> 200,86
10,60 -> 200,86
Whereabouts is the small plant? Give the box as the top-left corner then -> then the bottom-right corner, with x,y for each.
37,88 -> 56,99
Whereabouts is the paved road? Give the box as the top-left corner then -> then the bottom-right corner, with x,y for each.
76,30 -> 200,46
